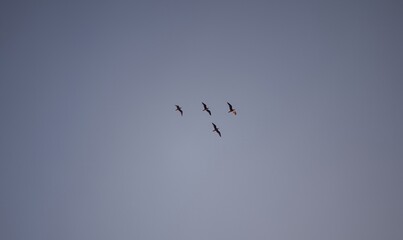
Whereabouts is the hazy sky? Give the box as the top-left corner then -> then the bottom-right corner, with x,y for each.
1,1 -> 403,239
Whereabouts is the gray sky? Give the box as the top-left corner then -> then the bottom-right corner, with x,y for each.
1,1 -> 403,239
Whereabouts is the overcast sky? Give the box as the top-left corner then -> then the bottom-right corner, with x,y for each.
1,1 -> 403,239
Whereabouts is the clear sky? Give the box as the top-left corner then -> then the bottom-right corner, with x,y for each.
1,1 -> 403,239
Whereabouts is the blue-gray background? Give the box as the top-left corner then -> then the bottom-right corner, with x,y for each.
1,1 -> 402,239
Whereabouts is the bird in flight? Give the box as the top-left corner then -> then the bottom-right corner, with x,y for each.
202,102 -> 211,115
212,122 -> 221,137
175,105 -> 183,116
227,102 -> 237,115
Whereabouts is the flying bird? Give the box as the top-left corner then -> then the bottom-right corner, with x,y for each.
212,122 -> 221,137
227,102 -> 237,115
202,102 -> 211,115
175,105 -> 183,116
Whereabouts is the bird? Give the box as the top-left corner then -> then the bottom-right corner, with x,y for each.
175,105 -> 183,116
227,102 -> 237,115
212,122 -> 221,137
202,102 -> 211,115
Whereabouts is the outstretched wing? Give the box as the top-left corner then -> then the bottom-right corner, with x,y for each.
175,105 -> 183,115
227,102 -> 233,110
206,109 -> 211,115
216,129 -> 221,137
212,122 -> 217,129
202,102 -> 207,109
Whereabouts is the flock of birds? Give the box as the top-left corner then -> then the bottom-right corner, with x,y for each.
175,102 -> 237,137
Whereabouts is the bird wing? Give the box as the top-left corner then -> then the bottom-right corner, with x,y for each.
227,102 -> 233,110
207,109 -> 211,115
179,109 -> 183,115
202,102 -> 207,109
217,129 -> 221,137
212,123 -> 217,128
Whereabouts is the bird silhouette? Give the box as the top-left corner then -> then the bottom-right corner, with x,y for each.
212,122 -> 221,137
175,105 -> 183,116
202,102 -> 211,115
227,102 -> 237,115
